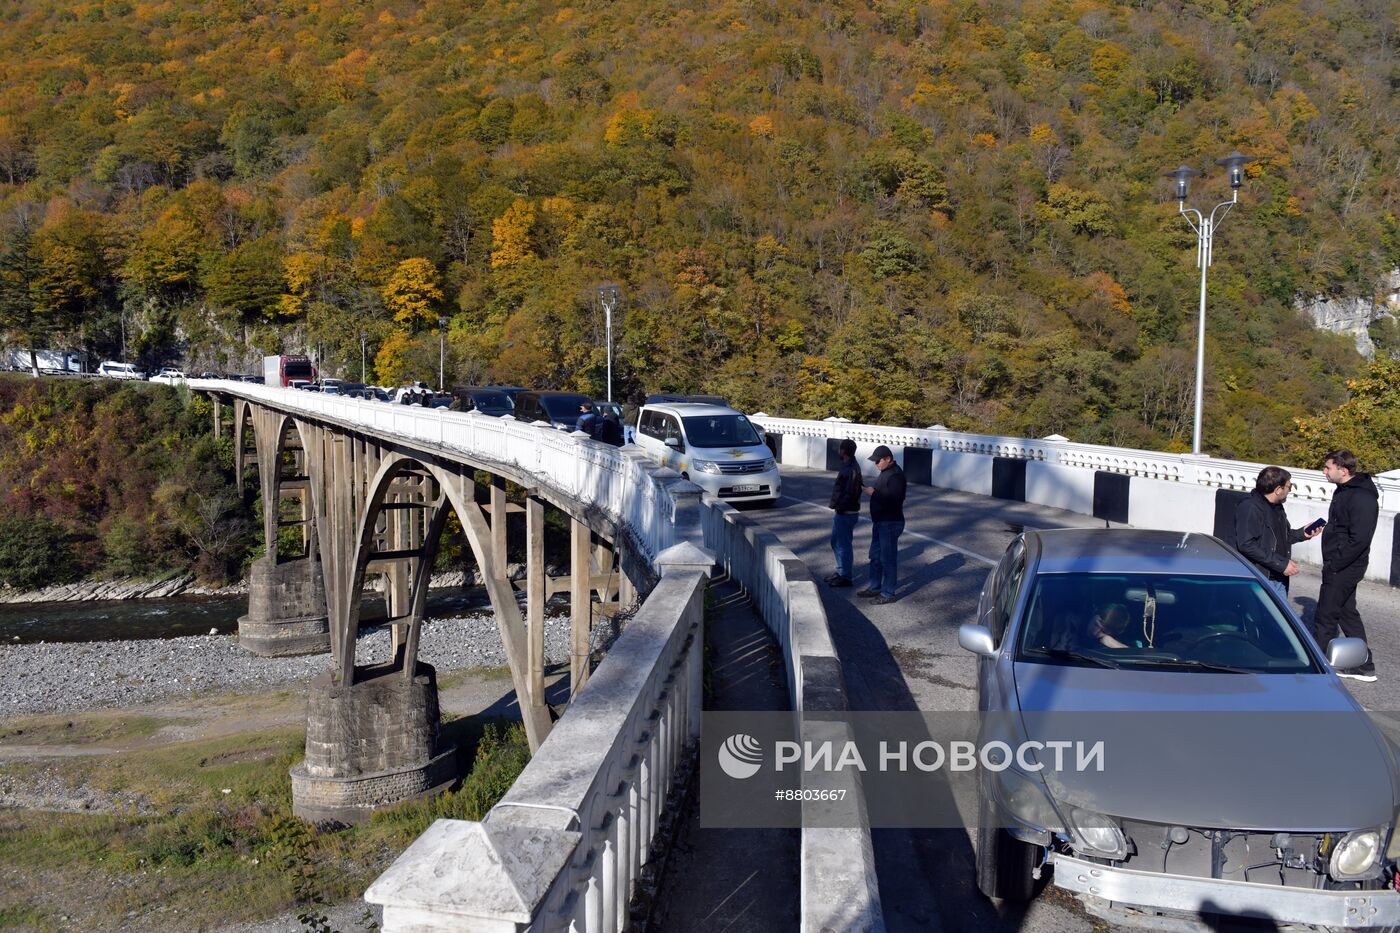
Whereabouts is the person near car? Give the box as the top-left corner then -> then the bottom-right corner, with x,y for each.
1316,449 -> 1380,681
577,403 -> 599,438
857,445 -> 905,604
594,412 -> 624,446
1234,466 -> 1319,601
825,439 -> 862,588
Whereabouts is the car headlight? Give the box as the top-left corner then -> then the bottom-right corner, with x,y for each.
1068,807 -> 1127,860
691,459 -> 723,474
995,767 -> 1064,833
761,458 -> 776,471
1331,829 -> 1385,880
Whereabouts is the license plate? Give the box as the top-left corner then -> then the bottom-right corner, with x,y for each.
729,484 -> 761,493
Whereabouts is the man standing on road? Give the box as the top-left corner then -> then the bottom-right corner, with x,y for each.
826,439 -> 862,588
1234,466 -> 1320,601
1316,449 -> 1380,682
857,445 -> 906,605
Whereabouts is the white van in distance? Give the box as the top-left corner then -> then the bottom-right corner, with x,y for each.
97,361 -> 146,380
633,402 -> 780,506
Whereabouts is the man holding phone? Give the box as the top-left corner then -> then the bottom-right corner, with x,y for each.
1234,466 -> 1321,601
1317,449 -> 1380,681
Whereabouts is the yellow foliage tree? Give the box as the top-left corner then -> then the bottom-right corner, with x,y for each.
374,329 -> 417,384
381,258 -> 444,328
490,200 -> 537,269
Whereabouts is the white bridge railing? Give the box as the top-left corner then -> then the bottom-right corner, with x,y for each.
753,413 -> 1399,585
751,415 -> 1400,509
200,381 -> 689,569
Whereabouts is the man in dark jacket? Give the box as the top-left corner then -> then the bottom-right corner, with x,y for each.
857,445 -> 906,604
1234,465 -> 1319,601
826,439 -> 862,588
594,412 -> 625,447
1316,449 -> 1381,680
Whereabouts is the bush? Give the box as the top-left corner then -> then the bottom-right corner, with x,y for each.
0,514 -> 77,589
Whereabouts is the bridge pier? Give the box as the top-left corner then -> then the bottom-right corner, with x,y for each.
290,661 -> 455,825
237,554 -> 330,656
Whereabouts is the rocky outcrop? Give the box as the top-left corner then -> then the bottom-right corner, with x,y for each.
0,574 -> 248,605
1298,268 -> 1400,358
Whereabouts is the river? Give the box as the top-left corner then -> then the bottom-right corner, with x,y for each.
0,588 -> 497,644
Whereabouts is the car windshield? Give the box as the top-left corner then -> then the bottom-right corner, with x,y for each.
1017,573 -> 1317,674
540,396 -> 591,421
681,414 -> 762,448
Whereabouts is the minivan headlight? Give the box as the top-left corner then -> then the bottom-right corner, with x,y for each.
1331,829 -> 1384,880
691,459 -> 723,474
1068,807 -> 1127,860
760,458 -> 776,471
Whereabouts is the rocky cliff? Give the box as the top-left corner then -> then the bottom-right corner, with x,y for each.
1299,269 -> 1400,357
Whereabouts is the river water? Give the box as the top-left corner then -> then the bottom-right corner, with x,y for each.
0,588 -> 497,644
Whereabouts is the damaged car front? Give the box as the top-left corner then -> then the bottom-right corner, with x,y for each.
963,529 -> 1400,929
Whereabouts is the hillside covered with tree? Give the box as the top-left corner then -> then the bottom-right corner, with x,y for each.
0,0 -> 1397,462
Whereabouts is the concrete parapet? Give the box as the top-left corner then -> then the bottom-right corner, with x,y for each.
699,499 -> 886,932
293,662 -> 455,825
238,555 -> 329,656
366,571 -> 707,930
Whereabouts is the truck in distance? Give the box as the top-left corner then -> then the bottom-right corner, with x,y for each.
263,355 -> 317,388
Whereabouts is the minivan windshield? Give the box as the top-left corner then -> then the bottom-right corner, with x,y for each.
1017,573 -> 1316,674
681,414 -> 763,448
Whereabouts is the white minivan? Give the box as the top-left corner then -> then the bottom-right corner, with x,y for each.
633,402 -> 781,506
97,361 -> 146,380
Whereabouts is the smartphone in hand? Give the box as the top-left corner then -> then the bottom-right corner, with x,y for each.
1305,518 -> 1327,534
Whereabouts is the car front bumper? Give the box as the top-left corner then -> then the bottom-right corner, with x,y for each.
1053,853 -> 1400,928
687,470 -> 782,502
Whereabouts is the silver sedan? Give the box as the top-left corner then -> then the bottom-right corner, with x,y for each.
960,528 -> 1400,929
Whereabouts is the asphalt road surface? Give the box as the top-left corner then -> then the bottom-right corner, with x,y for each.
735,465 -> 1400,933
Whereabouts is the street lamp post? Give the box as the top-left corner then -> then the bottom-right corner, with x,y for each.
360,331 -> 367,384
1164,151 -> 1255,456
438,316 -> 447,392
597,284 -> 619,402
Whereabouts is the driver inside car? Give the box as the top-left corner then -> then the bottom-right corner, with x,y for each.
1091,604 -> 1141,649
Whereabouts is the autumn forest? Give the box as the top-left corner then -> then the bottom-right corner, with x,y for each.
1,0 -> 1398,465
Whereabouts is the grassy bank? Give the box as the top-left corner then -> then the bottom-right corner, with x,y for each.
0,706 -> 529,932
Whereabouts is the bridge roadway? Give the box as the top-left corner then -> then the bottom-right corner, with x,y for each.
735,464 -> 1400,933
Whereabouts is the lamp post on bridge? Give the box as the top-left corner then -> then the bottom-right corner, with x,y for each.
359,331 -> 367,384
597,284 -> 620,402
1163,151 -> 1255,456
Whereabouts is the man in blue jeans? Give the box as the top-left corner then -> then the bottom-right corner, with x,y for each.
826,439 -> 862,587
857,445 -> 906,605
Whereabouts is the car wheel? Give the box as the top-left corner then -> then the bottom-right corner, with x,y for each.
975,793 -> 1037,902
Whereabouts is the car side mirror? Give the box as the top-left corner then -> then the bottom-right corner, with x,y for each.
958,623 -> 998,659
1327,637 -> 1368,671
664,436 -> 681,449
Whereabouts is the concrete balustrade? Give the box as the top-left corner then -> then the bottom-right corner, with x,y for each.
364,567 -> 707,932
753,413 -> 1400,586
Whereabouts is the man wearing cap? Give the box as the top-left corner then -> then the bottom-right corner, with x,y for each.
857,445 -> 906,604
826,439 -> 862,588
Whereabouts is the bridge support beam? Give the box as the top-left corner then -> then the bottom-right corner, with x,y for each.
570,516 -> 593,698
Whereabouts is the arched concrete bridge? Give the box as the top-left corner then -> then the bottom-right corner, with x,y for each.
195,383 -> 1400,933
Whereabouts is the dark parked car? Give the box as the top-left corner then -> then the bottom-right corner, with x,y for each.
481,385 -> 528,402
450,387 -> 515,417
512,391 -> 593,430
960,528 -> 1396,927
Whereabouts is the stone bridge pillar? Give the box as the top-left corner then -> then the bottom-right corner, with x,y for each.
237,404 -> 330,657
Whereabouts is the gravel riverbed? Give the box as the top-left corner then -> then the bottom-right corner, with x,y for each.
0,612 -> 576,719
